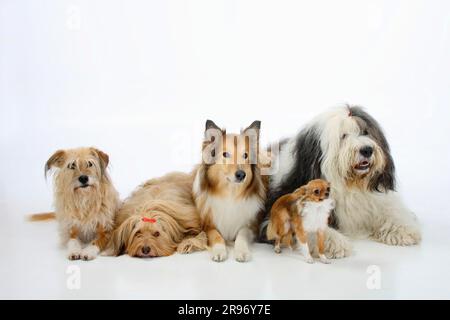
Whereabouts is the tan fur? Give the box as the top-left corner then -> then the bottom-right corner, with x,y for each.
267,179 -> 331,255
193,120 -> 266,262
43,147 -> 121,260
106,172 -> 207,258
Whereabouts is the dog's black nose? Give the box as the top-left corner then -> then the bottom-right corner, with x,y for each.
360,146 -> 373,158
235,170 -> 246,182
142,246 -> 151,255
78,175 -> 89,185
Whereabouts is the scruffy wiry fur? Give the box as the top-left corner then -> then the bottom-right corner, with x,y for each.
42,147 -> 121,260
105,172 -> 207,258
261,105 -> 421,258
193,120 -> 266,263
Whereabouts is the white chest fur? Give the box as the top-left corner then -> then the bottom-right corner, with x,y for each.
300,199 -> 334,233
205,195 -> 263,241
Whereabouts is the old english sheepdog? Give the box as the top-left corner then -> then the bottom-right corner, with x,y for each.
260,105 -> 421,258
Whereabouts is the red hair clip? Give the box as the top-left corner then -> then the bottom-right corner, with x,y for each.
142,217 -> 157,223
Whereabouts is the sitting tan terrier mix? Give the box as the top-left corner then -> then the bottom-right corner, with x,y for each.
31,147 -> 121,260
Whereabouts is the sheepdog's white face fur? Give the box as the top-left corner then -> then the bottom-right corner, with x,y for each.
318,108 -> 387,188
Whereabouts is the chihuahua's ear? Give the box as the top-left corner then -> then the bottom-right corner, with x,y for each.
90,148 -> 110,176
295,185 -> 308,196
45,150 -> 66,176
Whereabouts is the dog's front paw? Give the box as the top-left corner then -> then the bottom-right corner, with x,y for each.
81,245 -> 100,261
304,256 -> 314,264
325,229 -> 352,259
211,244 -> 227,262
319,254 -> 331,264
68,251 -> 81,260
177,241 -> 195,254
234,244 -> 251,263
67,239 -> 82,260
373,224 -> 421,246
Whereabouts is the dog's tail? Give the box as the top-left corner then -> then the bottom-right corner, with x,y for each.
27,212 -> 56,222
265,219 -> 277,241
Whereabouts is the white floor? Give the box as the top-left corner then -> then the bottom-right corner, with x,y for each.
1,210 -> 449,300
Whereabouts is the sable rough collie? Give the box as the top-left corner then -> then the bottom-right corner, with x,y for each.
193,120 -> 266,262
261,105 -> 421,258
107,172 -> 207,258
267,179 -> 334,264
31,147 -> 121,260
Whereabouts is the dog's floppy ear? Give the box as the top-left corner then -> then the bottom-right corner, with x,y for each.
110,216 -> 139,256
45,150 -> 66,176
349,106 -> 396,192
90,148 -> 109,174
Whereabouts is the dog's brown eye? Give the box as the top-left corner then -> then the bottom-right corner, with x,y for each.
341,134 -> 348,140
362,130 -> 368,136
223,152 -> 231,158
243,153 -> 248,159
87,161 -> 93,168
327,187 -> 331,192
67,163 -> 76,170
314,189 -> 320,195
153,231 -> 160,237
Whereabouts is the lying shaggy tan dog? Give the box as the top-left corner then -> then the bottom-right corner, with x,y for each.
106,172 -> 206,258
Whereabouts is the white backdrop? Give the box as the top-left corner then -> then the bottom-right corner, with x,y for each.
1,0 -> 450,224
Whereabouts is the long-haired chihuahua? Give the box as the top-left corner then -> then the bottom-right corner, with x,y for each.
267,179 -> 334,264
